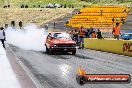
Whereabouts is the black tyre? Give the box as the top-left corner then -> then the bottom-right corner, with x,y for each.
76,75 -> 86,85
72,50 -> 76,55
45,46 -> 49,53
79,76 -> 86,85
49,48 -> 53,55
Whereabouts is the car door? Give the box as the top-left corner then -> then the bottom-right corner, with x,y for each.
130,34 -> 132,39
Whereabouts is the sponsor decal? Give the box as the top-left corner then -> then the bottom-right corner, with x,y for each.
76,66 -> 131,85
123,43 -> 132,52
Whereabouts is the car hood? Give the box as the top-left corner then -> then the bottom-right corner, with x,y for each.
53,38 -> 75,44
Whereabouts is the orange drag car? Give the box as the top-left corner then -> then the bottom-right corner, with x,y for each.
45,32 -> 76,55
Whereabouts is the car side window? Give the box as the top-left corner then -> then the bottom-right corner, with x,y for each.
54,33 -> 58,38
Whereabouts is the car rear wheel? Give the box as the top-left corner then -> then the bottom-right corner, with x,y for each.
72,51 -> 76,55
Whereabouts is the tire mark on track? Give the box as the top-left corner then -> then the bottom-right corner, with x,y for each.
38,53 -> 132,88
10,46 -> 76,88
10,45 -> 132,88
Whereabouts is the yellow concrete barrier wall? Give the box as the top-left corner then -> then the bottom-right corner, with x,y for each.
84,38 -> 132,57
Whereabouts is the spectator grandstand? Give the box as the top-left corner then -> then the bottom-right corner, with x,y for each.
65,6 -> 131,33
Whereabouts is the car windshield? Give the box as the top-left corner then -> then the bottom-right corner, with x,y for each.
124,34 -> 129,36
123,33 -> 131,36
53,33 -> 71,39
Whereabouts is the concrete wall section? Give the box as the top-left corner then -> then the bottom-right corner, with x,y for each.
84,38 -> 132,56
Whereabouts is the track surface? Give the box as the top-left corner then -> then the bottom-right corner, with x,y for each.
9,45 -> 132,88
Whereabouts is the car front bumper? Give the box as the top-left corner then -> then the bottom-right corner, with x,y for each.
51,46 -> 77,52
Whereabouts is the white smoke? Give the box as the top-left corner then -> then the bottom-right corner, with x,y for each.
5,24 -> 48,51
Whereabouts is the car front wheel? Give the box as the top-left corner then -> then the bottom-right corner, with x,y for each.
45,46 -> 49,53
72,51 -> 76,55
49,48 -> 53,55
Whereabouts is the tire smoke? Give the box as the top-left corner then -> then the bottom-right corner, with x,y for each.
5,24 -> 48,51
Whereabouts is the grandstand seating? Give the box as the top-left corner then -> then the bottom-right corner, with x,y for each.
65,6 -> 131,32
